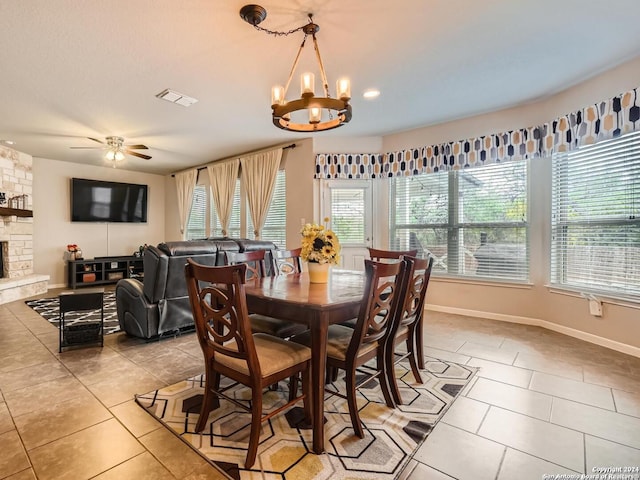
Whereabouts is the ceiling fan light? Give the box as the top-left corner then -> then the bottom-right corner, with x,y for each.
105,150 -> 116,161
114,150 -> 125,162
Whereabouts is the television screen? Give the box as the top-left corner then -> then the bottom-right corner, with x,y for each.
71,178 -> 148,223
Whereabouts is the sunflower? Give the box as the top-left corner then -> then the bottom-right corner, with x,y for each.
299,218 -> 341,265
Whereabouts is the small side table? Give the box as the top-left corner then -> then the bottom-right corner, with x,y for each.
59,288 -> 105,352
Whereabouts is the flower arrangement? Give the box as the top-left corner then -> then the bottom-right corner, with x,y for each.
65,243 -> 83,261
300,218 -> 341,265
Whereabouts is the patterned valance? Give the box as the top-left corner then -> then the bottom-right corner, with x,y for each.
315,86 -> 640,179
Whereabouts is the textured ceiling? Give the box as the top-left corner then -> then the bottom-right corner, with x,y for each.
1,1 -> 640,174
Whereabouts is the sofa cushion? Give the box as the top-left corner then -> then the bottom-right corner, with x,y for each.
205,238 -> 241,265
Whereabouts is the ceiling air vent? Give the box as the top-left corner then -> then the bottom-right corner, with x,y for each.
155,89 -> 198,107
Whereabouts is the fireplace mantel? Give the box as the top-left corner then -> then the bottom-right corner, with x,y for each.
0,207 -> 32,218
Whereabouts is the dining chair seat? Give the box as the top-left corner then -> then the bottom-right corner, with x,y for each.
249,314 -> 308,338
292,325 -> 378,362
218,333 -> 311,377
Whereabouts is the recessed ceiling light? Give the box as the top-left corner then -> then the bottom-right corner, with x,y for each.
363,89 -> 381,99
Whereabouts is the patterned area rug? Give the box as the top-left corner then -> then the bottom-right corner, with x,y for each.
136,357 -> 476,480
25,291 -> 120,335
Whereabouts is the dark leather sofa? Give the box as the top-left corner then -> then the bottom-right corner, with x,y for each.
115,238 -> 276,339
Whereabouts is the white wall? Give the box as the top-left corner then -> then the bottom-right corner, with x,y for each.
33,157 -> 166,287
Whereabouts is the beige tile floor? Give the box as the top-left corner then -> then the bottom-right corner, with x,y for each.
1,290 -> 639,479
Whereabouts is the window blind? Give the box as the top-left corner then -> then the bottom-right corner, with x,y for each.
391,161 -> 529,281
551,131 -> 640,298
186,185 -> 207,240
226,179 -> 242,238
248,171 -> 286,248
331,188 -> 366,245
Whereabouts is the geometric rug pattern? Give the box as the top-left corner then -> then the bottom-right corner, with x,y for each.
136,357 -> 476,480
25,291 -> 120,335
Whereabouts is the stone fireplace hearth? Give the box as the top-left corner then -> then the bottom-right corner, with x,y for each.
0,146 -> 48,304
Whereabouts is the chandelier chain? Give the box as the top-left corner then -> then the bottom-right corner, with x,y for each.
250,13 -> 314,37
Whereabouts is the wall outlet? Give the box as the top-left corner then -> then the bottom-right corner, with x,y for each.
589,298 -> 603,317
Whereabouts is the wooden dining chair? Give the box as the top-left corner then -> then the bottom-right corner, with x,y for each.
184,259 -> 312,469
385,255 -> 433,405
225,249 -> 306,339
368,247 -> 418,261
337,247 -> 416,331
224,250 -> 267,280
291,259 -> 408,438
270,248 -> 303,275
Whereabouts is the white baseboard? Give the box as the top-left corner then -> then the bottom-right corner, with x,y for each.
426,305 -> 640,359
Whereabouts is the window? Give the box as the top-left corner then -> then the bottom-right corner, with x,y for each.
330,187 -> 366,245
390,161 -> 529,281
248,171 -> 287,248
551,132 -> 640,298
186,185 -> 207,240
188,174 -> 286,245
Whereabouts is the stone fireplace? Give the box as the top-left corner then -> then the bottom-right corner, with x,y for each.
0,145 -> 48,303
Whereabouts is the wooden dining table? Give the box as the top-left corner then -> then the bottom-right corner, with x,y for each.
243,268 -> 365,454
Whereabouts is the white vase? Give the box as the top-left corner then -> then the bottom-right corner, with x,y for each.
307,262 -> 330,284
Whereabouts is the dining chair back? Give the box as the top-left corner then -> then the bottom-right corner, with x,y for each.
226,249 -> 306,338
224,250 -> 267,280
368,247 -> 418,262
270,248 -> 303,275
385,255 -> 433,405
185,259 -> 312,468
290,258 -> 408,438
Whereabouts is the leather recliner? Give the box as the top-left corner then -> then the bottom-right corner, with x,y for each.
115,238 -> 275,339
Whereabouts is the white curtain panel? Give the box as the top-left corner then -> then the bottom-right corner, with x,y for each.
207,158 -> 240,236
240,149 -> 282,239
174,169 -> 198,238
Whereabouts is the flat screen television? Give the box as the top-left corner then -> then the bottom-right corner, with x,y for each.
71,178 -> 148,223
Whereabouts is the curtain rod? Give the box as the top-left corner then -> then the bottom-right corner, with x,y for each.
171,143 -> 296,177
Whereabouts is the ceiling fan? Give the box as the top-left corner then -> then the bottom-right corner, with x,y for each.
70,136 -> 152,161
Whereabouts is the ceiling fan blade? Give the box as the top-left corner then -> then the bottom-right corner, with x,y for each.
124,144 -> 148,150
87,137 -> 105,144
126,150 -> 152,160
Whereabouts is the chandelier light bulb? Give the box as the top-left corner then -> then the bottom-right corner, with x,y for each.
309,107 -> 322,124
336,78 -> 351,100
271,85 -> 285,106
301,73 -> 315,97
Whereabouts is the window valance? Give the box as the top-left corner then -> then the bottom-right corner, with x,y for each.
315,85 -> 640,179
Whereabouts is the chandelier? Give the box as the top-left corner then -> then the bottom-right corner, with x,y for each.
240,4 -> 352,132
